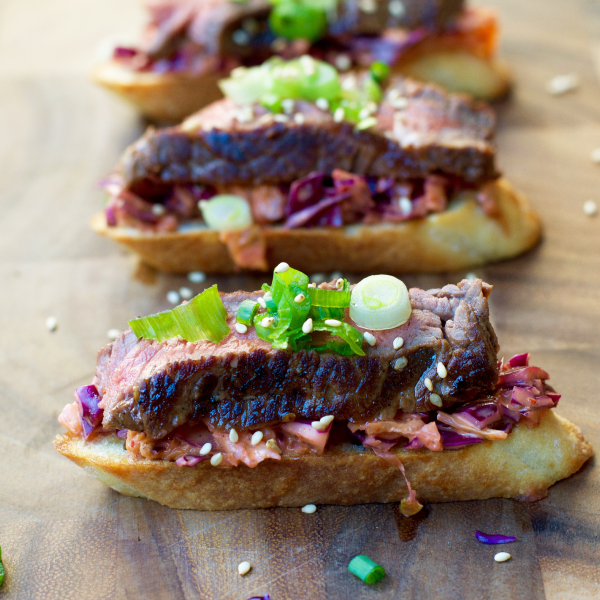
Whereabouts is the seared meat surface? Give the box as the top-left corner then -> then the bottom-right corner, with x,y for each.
96,279 -> 499,440
119,77 -> 497,194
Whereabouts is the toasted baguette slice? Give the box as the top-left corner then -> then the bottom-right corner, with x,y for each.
92,62 -> 225,123
54,411 -> 592,510
91,178 -> 541,275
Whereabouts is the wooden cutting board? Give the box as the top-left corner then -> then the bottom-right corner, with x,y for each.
1,0 -> 599,598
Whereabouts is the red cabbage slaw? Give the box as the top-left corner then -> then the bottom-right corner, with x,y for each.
103,170 -> 479,233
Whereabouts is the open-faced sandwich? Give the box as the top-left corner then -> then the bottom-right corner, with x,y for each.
93,57 -> 539,274
94,0 -> 511,122
55,266 -> 592,514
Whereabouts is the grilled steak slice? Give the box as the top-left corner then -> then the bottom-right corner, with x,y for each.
96,279 -> 499,440
142,0 -> 465,61
119,77 -> 497,194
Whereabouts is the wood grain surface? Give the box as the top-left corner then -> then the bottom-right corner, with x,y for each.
1,0 -> 600,598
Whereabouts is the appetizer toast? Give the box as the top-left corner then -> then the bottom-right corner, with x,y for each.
94,0 -> 509,121
55,268 -> 592,514
94,60 -> 540,273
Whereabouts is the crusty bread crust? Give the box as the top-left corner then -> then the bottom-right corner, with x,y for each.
92,61 -> 224,123
90,178 -> 541,275
54,412 -> 592,510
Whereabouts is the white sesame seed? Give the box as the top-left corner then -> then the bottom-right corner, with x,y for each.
261,317 -> 274,327
273,114 -> 289,123
315,97 -> 330,111
107,328 -> 121,341
312,421 -> 328,431
179,287 -> 193,300
342,76 -> 357,91
232,29 -> 250,46
393,337 -> 404,350
308,283 -> 317,288
281,99 -> 295,114
363,332 -> 377,346
335,278 -> 345,289
546,73 -> 579,95
264,291 -> 272,301
229,429 -> 239,443
398,197 -> 412,215
359,0 -> 376,13
238,561 -> 252,576
301,504 -> 317,514
388,0 -> 406,18
333,107 -> 345,123
437,362 -> 448,378
46,316 -> 58,332
274,262 -> 289,273
166,290 -> 180,304
294,113 -> 305,125
334,54 -> 352,71
266,438 -> 282,454
393,357 -> 408,371
294,293 -> 306,303
200,443 -> 212,455
188,271 -> 206,283
465,272 -> 478,280
424,378 -> 433,391
300,55 -> 316,73
387,88 -> 400,102
210,452 -> 223,466
355,117 -> 378,131
257,297 -> 267,309
591,148 -> 600,163
583,200 -> 598,216
324,319 -> 341,327
302,318 -> 313,334
320,415 -> 334,426
251,431 -> 264,446
494,552 -> 511,563
430,393 -> 443,407
271,37 -> 286,52
391,96 -> 409,110
151,204 -> 166,215
358,107 -> 372,121
235,322 -> 248,334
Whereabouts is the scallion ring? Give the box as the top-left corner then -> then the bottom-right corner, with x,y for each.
199,195 -> 253,231
348,555 -> 385,585
236,299 -> 259,326
350,275 -> 411,330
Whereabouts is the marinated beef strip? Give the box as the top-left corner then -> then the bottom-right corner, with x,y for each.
139,0 -> 465,64
96,279 -> 498,441
119,77 -> 497,196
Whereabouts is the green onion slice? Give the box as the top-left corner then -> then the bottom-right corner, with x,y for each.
307,280 -> 350,307
312,321 -> 365,356
236,300 -> 259,326
0,546 -> 5,586
129,285 -> 230,344
199,195 -> 253,231
269,2 -> 327,42
348,555 -> 385,585
350,275 -> 412,330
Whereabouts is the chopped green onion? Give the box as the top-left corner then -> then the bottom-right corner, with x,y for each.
236,300 -> 259,326
312,321 -> 364,356
350,275 -> 412,330
269,2 -> 327,42
307,280 -> 350,307
199,195 -> 253,231
0,546 -> 5,586
348,555 -> 385,585
309,306 -> 345,321
370,61 -> 390,84
129,285 -> 230,344
261,283 -> 271,293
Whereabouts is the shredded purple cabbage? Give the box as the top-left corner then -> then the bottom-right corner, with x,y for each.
475,531 -> 517,545
116,429 -> 128,440
75,385 -> 103,439
246,595 -> 271,600
438,427 -> 482,447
